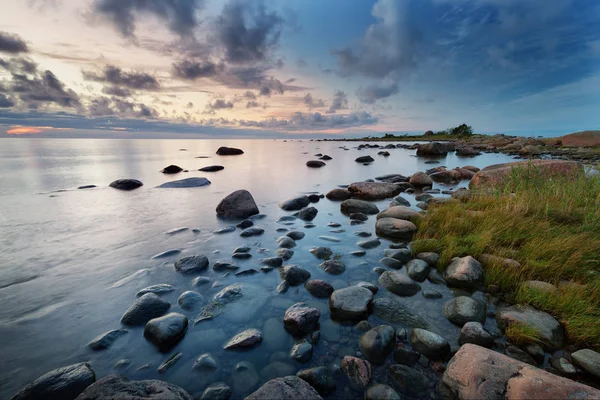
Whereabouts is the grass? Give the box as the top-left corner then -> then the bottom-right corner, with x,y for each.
505,322 -> 544,346
411,164 -> 600,349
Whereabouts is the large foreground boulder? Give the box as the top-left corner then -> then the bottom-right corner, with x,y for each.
561,130 -> 600,147
74,375 -> 192,400
347,182 -> 401,201
12,363 -> 95,400
216,146 -> 244,155
246,376 -> 322,399
470,160 -> 583,188
442,344 -> 600,399
216,190 -> 259,219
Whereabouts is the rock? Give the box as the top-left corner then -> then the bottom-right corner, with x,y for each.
297,367 -> 336,394
193,277 -> 210,286
410,328 -> 450,360
415,252 -> 439,267
340,199 -> 379,215
277,281 -> 290,294
213,284 -> 242,304
356,155 -> 374,163
284,303 -> 320,336
233,245 -> 251,253
137,284 -> 175,297
297,207 -> 318,221
365,384 -> 400,400
506,345 -> 537,365
355,231 -> 372,237
277,236 -> 297,248
384,248 -> 412,263
360,325 -> 396,364
456,147 -> 480,157
223,328 -> 262,349
306,160 -> 326,168
74,375 -> 192,400
156,177 -> 211,188
240,227 -> 264,237
416,142 -> 453,156
109,179 -> 143,191
444,256 -> 484,290
213,260 -> 239,271
151,249 -> 182,259
193,353 -> 218,371
393,345 -> 420,366
357,238 -> 381,249
144,313 -> 188,351
341,356 -> 372,389
305,280 -> 334,298
519,145 -> 542,156
376,206 -> 421,221
260,362 -> 297,381
158,352 -> 182,373
161,165 -> 183,174
309,247 -> 332,260
213,226 -> 236,234
216,146 -> 243,155
408,172 -> 433,187
319,260 -> 346,275
571,349 -> 600,378
380,257 -> 402,269
562,130 -> 600,147
216,190 -> 259,219
551,357 -> 577,376
280,265 -> 311,286
457,322 -> 493,347
443,296 -> 486,326
347,182 -> 401,201
199,165 -> 224,172
523,343 -> 545,364
496,305 -> 565,351
442,344 -> 600,400
277,248 -> 294,260
88,329 -> 128,350
375,218 -> 417,240
11,363 -> 95,400
176,291 -> 203,310
246,376 -> 322,400
121,293 -> 171,326
236,220 -> 253,230
351,250 -> 366,257
280,196 -> 311,211
390,196 -> 410,207
200,383 -> 231,400
388,364 -> 431,398
232,361 -> 259,394
290,339 -> 313,363
174,255 -> 209,274
329,286 -> 373,322
287,231 -> 305,240
406,259 -> 430,282
261,257 -> 283,267
356,281 -> 378,294
349,213 -> 368,222
78,185 -> 96,189
521,280 -> 557,294
379,271 -> 421,296
470,160 -> 583,188
326,188 -> 352,201
422,290 -> 442,299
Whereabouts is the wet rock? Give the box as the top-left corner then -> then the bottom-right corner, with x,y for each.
375,218 -> 417,240
305,280 -> 334,298
360,325 -> 396,364
193,353 -> 218,371
329,286 -> 373,322
277,236 -> 296,249
444,256 -> 484,290
319,259 -> 346,275
378,257 -> 401,269
388,364 -> 430,398
297,207 -> 318,221
422,290 -> 442,299
506,345 -> 537,365
137,284 -> 175,297
572,349 -> 600,378
199,165 -> 225,172
261,257 -> 283,267
340,199 -> 379,215
88,329 -> 128,350
213,284 -> 242,303
309,247 -> 333,260
356,155 -> 374,163
193,277 -> 210,287
377,206 -> 421,221
408,172 -> 433,187
355,231 -> 372,238
306,160 -> 326,168
216,190 -> 259,219
247,376 -> 322,400
290,339 -> 313,363
351,250 -> 366,257
232,361 -> 259,394
213,261 -> 239,271
260,362 -> 297,381
158,352 -> 182,373
319,155 -> 332,160
200,382 -> 231,400
78,185 -> 97,189
357,238 -> 381,249
280,196 -> 311,211
416,252 -> 440,267
406,259 -> 430,282
74,375 -> 192,400
326,188 -> 352,201
443,296 -> 486,326
347,182 -> 401,201
428,269 -> 446,284
280,265 -> 311,286
121,293 -> 171,326
297,367 -> 336,394
416,141 -> 454,155
457,321 -> 494,347
390,196 -> 410,207
161,165 -> 183,174
341,356 -> 372,389
236,220 -> 253,229
223,328 -> 262,349
144,313 -> 188,351
277,281 -> 289,294
551,357 -> 577,376
109,179 -> 143,190
177,291 -> 204,311
151,249 -> 182,259
393,345 -> 420,366
216,146 -> 243,155
365,384 -> 400,400
410,328 -> 450,360
287,231 -> 305,240
371,298 -> 429,328
277,248 -> 294,260
213,226 -> 236,234
233,245 -> 251,253
232,253 -> 252,260
11,363 -> 96,400
284,303 -> 320,336
379,271 -> 421,296
496,305 -> 565,351
157,177 -> 211,188
384,248 -> 412,263
356,281 -> 378,294
174,255 -> 209,274
240,227 -> 264,237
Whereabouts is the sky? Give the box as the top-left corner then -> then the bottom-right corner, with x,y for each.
0,0 -> 599,138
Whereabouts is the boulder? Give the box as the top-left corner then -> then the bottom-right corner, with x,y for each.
284,303 -> 320,336
12,363 -> 95,400
309,247 -> 332,260
408,172 -> 433,187
340,199 -> 379,215
246,376 -> 322,400
571,349 -> 600,378
329,286 -> 373,322
161,165 -> 183,174
444,256 -> 484,290
496,305 -> 565,351
410,328 -> 450,360
306,160 -> 326,168
561,130 -> 600,147
296,367 -> 335,394
470,160 -> 583,188
375,218 -> 417,240
457,321 -> 494,347
456,147 -> 480,157
359,325 -> 396,364
216,190 -> 259,219
388,364 -> 431,398
174,255 -> 209,274
280,265 -> 311,286
216,146 -> 243,155
156,177 -> 210,188
144,313 -> 188,351
200,383 -> 231,400
365,384 -> 400,400
277,236 -> 296,248
430,169 -> 461,183
109,179 -> 143,190
341,356 -> 372,389
75,375 -> 193,400
355,155 -> 374,163
199,165 -> 224,172
442,344 -> 600,400
377,206 -> 421,221
177,291 -> 204,310
290,339 -> 313,363
121,293 -> 170,326
280,196 -> 311,211
347,182 -> 401,201
223,328 -> 262,349
406,259 -> 430,282
319,260 -> 346,275
443,296 -> 486,326
416,142 -> 452,156
379,271 -> 421,296
326,188 -> 352,201
454,167 -> 476,179
371,298 -> 429,328
297,206 -> 318,221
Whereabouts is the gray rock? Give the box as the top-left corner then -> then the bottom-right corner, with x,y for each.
457,321 -> 494,347
357,238 -> 381,249
287,231 -> 305,240
365,384 -> 400,400
174,255 -> 209,274
347,182 -> 401,201
240,227 -> 264,237
297,207 -> 318,221
379,271 -> 421,296
213,284 -> 242,304
496,305 -> 565,351
277,281 -> 289,294
157,177 -> 210,188
213,260 -> 239,271
506,345 -> 537,365
280,196 -> 311,211
340,199 -> 380,215
326,188 -> 352,201
216,146 -> 243,155
387,364 -> 430,398
144,313 -> 188,351
200,382 -> 231,400
246,376 -> 322,400
234,245 -> 251,254
329,286 -> 373,322
109,179 -> 143,191
88,329 -> 128,350
355,231 -> 373,237
280,265 -> 311,286
356,281 -> 378,294
428,269 -> 446,284
260,257 -> 283,267
11,363 -> 96,400
223,328 -> 262,349
232,361 -> 259,394
375,218 -> 417,240
384,248 -> 412,263
349,212 -> 368,221
297,367 -> 336,394
121,293 -> 171,326
276,248 -> 294,260
136,284 -> 175,297
319,260 -> 346,275
319,236 -> 341,243
416,252 -> 440,267
443,296 -> 486,326
290,339 -> 313,363
193,354 -> 218,371
409,328 -> 450,360
371,298 -> 428,328
380,257 -> 402,269
151,249 -> 181,259
360,325 -> 396,364
422,290 -> 442,299
572,349 -> 600,378
236,219 -> 253,229
277,236 -> 297,248
158,352 -> 183,373
213,226 -> 236,234
304,280 -> 334,298
393,346 -> 420,366
351,250 -> 366,257
232,252 -> 252,260
406,259 -> 430,282
309,247 -> 332,260
74,375 -> 192,400
444,256 -> 484,290
390,196 -> 411,207
550,357 -> 577,376
284,303 -> 320,336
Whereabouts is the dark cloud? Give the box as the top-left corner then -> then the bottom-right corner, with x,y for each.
259,77 -> 284,96
216,0 -> 284,64
172,59 -> 224,80
357,81 -> 399,104
296,58 -> 308,68
303,93 -> 325,110
246,100 -> 260,108
101,86 -> 132,97
244,90 -> 257,100
83,65 -> 160,90
92,0 -> 204,38
326,90 -> 348,114
0,94 -> 15,108
112,97 -> 159,118
285,78 -> 296,84
0,32 -> 29,54
204,98 -> 234,114
236,111 -> 378,131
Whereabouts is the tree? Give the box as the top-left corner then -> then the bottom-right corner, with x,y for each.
450,124 -> 473,136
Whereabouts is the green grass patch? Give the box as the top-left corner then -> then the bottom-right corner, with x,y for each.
505,322 -> 544,346
412,165 -> 600,349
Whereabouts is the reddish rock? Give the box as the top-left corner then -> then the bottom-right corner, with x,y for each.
347,182 -> 402,201
454,168 -> 475,180
561,130 -> 600,147
470,160 -> 583,188
326,188 -> 352,201
341,356 -> 372,389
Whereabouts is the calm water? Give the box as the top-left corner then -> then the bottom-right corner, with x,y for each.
0,138 -> 516,399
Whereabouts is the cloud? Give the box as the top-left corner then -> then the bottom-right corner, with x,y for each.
326,90 -> 348,113
0,94 -> 15,108
303,93 -> 325,110
7,68 -> 81,109
235,110 -> 378,131
215,0 -> 284,64
295,58 -> 308,68
244,90 -> 257,100
0,32 -> 29,54
246,100 -> 260,108
101,86 -> 132,97
83,65 -> 160,90
357,81 -> 399,104
259,77 -> 284,96
92,0 -> 204,38
204,98 -> 234,114
172,59 -> 224,80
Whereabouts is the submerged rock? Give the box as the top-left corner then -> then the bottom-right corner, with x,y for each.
290,339 -> 313,363
88,329 -> 128,350
409,328 -> 450,360
297,367 -> 336,394
200,382 -> 231,400
342,356 -> 372,389
365,384 -> 400,400
371,298 -> 429,328
136,284 -> 175,297
223,328 -> 262,349
216,190 -> 259,219
121,293 -> 170,326
379,271 -> 421,296
284,303 -> 320,336
246,376 -> 322,400
280,196 -> 311,211
177,291 -> 204,311
319,259 -> 346,275
174,255 -> 209,274
75,375 -> 192,399
109,179 -> 143,191
144,313 -> 188,351
305,280 -> 334,298
309,247 -> 333,260
156,177 -> 210,188
360,325 -> 396,365
388,364 -> 431,398
329,286 -> 373,322
11,363 -> 96,400
280,265 -> 311,286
